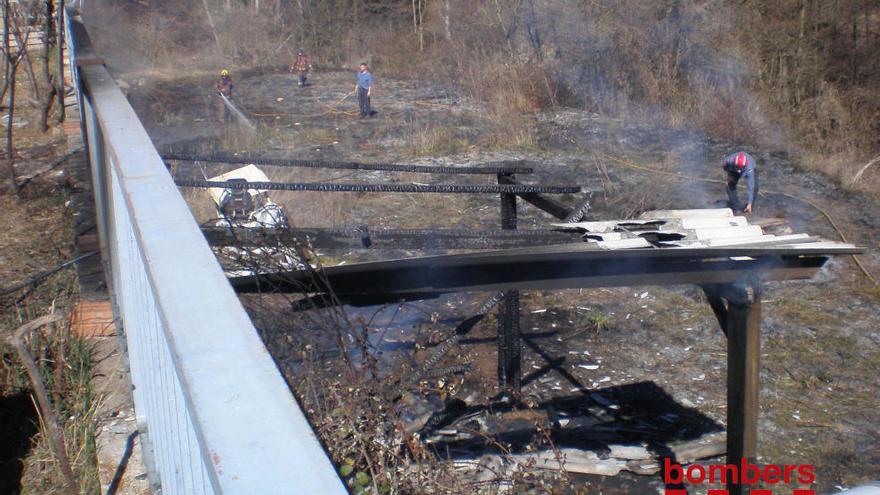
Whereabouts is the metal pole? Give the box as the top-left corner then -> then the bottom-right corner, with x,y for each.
497,172 -> 521,390
497,290 -> 521,389
498,173 -> 518,230
725,283 -> 761,495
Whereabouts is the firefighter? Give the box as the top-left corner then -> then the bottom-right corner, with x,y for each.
721,151 -> 759,215
354,63 -> 373,118
290,49 -> 312,87
214,69 -> 234,123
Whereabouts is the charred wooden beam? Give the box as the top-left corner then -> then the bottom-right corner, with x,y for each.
229,246 -> 834,298
497,174 -> 575,219
202,226 -> 581,250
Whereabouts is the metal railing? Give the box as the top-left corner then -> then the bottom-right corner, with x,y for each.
65,10 -> 345,495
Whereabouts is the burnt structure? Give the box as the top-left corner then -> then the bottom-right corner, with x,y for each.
180,156 -> 862,495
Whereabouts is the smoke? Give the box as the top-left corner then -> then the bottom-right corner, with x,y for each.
471,0 -> 792,208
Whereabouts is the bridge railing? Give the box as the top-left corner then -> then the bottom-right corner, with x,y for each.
64,9 -> 345,494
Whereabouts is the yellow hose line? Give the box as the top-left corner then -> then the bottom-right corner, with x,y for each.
414,100 -> 451,109
249,92 -> 358,119
601,154 -> 878,286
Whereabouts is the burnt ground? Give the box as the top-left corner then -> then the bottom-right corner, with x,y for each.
122,68 -> 879,493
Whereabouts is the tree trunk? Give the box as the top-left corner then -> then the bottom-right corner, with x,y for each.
200,0 -> 221,54
850,7 -> 857,83
56,0 -> 64,123
793,0 -> 806,107
6,57 -> 20,195
296,0 -> 305,48
0,0 -> 8,104
412,0 -> 417,33
43,0 -> 53,89
418,0 -> 425,51
39,82 -> 56,132
4,23 -> 19,195
444,0 -> 451,41
9,7 -> 41,104
811,0 -> 819,97
18,36 -> 42,104
412,0 -> 424,51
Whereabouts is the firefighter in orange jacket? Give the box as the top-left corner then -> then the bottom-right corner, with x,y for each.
290,49 -> 312,87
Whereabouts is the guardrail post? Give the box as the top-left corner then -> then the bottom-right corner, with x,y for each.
497,173 -> 521,390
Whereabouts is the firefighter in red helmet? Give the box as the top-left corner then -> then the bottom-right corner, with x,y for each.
721,151 -> 758,214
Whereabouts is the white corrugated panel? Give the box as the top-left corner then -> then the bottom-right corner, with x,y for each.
640,208 -> 734,219
693,225 -> 763,240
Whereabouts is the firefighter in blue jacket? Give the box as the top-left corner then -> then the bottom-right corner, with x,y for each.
721,151 -> 758,215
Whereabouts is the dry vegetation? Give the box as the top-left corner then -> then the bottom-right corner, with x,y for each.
2,2 -> 99,493
0,192 -> 100,495
92,0 -> 879,191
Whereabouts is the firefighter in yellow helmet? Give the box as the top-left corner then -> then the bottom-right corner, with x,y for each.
213,69 -> 234,123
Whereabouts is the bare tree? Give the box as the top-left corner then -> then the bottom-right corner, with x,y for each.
3,0 -> 23,194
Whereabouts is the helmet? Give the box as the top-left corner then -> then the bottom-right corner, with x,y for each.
297,48 -> 304,55
734,152 -> 748,170
220,69 -> 230,77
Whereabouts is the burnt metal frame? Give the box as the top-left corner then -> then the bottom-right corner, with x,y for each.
176,179 -> 581,195
498,172 -> 522,389
165,153 -> 536,175
183,145 -> 851,495
193,166 -> 585,392
228,248 -> 850,495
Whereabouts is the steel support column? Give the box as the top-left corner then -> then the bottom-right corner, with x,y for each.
716,283 -> 762,495
497,290 -> 521,389
498,173 -> 518,230
498,173 -> 521,389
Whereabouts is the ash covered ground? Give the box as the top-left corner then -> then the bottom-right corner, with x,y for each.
120,67 -> 880,494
